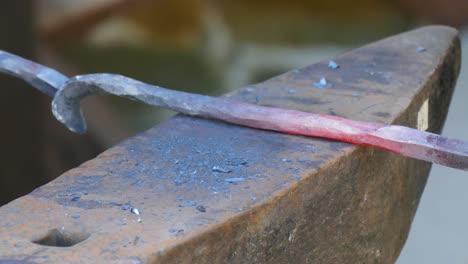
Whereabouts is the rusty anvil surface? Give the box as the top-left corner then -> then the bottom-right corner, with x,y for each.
0,26 -> 461,263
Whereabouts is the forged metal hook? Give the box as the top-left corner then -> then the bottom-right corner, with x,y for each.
1,49 -> 468,171
51,73 -> 468,171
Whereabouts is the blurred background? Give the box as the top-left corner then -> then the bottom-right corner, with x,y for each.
1,1 -> 467,262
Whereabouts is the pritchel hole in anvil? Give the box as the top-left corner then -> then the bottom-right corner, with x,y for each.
32,228 -> 90,247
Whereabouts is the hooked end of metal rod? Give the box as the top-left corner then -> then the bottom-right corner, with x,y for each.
51,89 -> 87,134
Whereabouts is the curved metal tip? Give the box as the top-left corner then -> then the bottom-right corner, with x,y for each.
50,73 -> 170,134
51,88 -> 87,134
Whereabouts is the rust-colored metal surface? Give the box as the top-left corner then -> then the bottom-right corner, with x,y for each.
0,26 -> 460,263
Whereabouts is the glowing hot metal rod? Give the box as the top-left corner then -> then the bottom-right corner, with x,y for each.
1,50 -> 467,171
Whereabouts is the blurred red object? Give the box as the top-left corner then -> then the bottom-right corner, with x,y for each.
394,0 -> 468,27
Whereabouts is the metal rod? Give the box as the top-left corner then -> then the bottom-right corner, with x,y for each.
1,50 -> 467,171
52,73 -> 468,171
0,50 -> 66,97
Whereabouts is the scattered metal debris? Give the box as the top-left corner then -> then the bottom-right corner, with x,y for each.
313,77 -> 332,88
224,157 -> 249,167
416,46 -> 427,52
364,69 -> 392,80
137,218 -> 142,223
365,69 -> 375,76
130,208 -> 140,215
179,200 -> 197,207
71,214 -> 80,219
328,60 -> 339,69
174,178 -> 186,186
133,236 -> 140,246
168,228 -> 184,234
382,73 -> 392,79
289,167 -> 299,173
225,177 -> 246,183
254,96 -> 260,104
212,166 -> 232,173
244,87 -> 255,93
196,205 -> 206,212
133,179 -> 143,187
115,218 -> 128,226
110,201 -> 122,207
